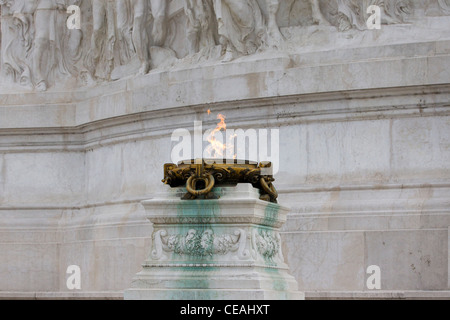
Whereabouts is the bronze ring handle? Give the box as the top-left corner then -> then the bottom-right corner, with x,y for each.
186,174 -> 215,196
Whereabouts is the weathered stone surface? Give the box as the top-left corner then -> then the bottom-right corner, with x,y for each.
0,1 -> 449,300
124,184 -> 304,300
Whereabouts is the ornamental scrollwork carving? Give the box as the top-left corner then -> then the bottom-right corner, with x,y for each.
151,228 -> 249,260
162,159 -> 278,203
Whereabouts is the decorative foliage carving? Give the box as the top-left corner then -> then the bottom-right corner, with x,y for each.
252,229 -> 282,261
151,228 -> 249,260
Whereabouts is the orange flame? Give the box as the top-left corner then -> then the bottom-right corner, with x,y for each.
206,114 -> 236,159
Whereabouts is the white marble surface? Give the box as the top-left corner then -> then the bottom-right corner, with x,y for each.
1,1 -> 450,92
124,184 -> 303,300
0,3 -> 449,299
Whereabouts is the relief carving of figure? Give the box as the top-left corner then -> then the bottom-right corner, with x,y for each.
1,0 -> 84,91
0,0 -> 35,88
265,0 -> 283,47
89,0 -> 116,80
115,0 -> 152,75
114,0 -> 134,66
64,0 -> 84,69
438,0 -> 450,14
213,0 -> 265,62
337,0 -> 411,32
252,0 -> 332,48
133,0 -> 151,74
150,0 -> 168,47
114,0 -> 167,75
0,0 -> 447,91
310,0 -> 331,25
61,0 -> 84,79
184,0 -> 217,55
33,0 -> 66,91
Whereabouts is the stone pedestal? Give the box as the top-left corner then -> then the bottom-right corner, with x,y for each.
124,184 -> 304,300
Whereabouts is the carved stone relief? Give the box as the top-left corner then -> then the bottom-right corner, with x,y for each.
149,226 -> 289,266
438,0 -> 450,14
0,0 -> 448,91
151,228 -> 250,261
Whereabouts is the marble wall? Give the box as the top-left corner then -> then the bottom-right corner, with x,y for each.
0,0 -> 449,299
